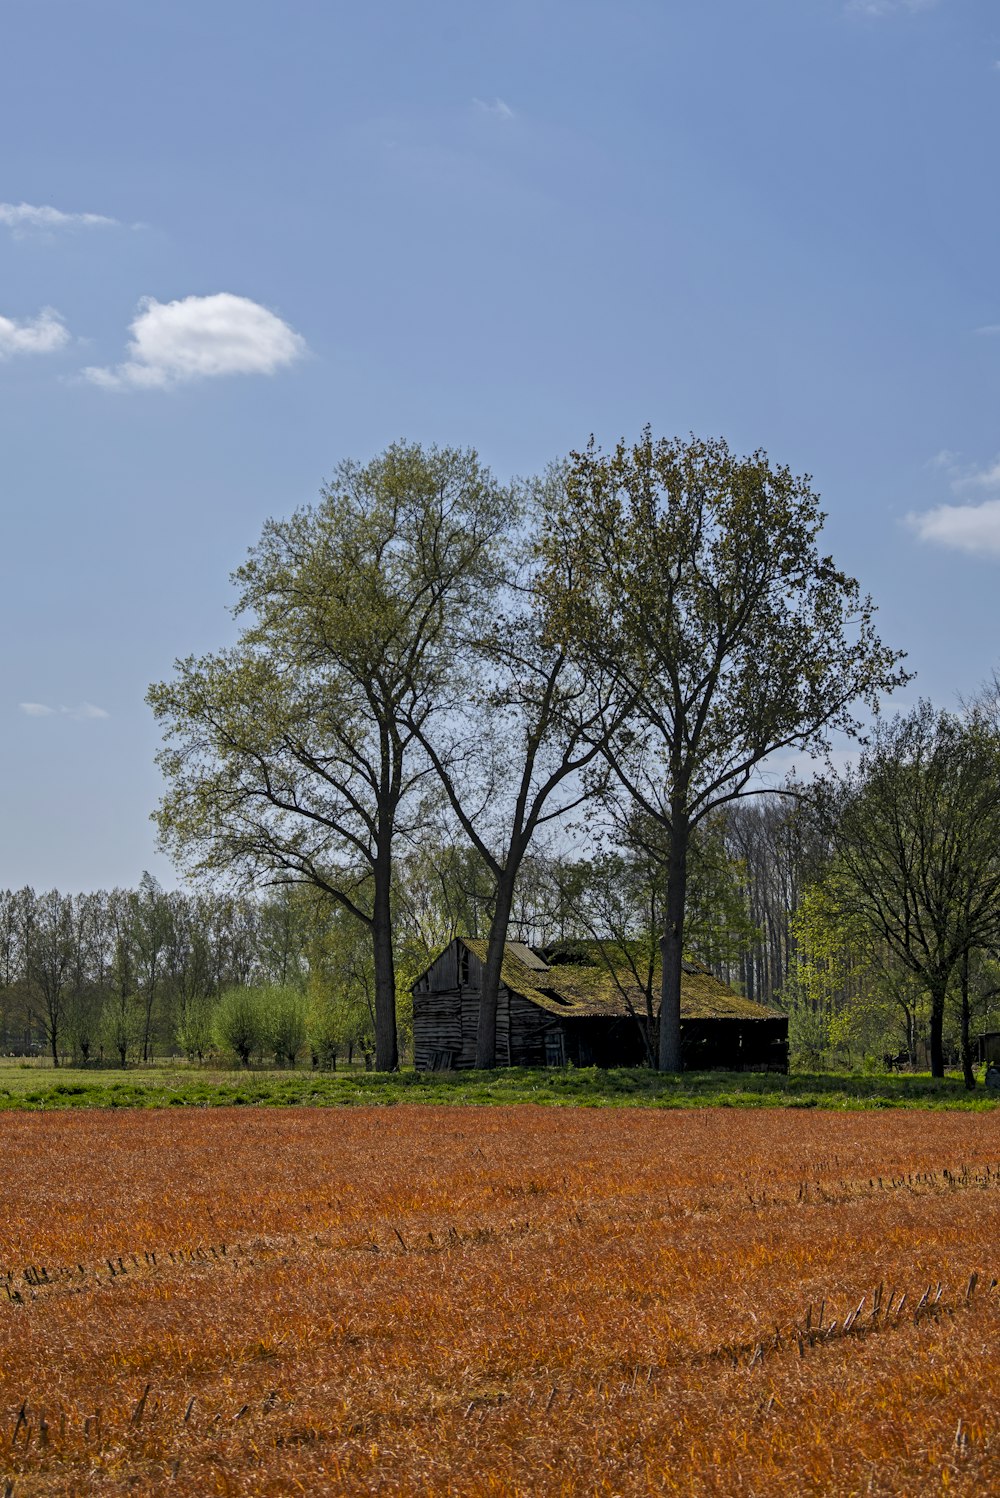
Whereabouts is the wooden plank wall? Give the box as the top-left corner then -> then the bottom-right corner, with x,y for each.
413,940 -> 461,1070
413,988 -> 461,1071
413,940 -> 515,1070
508,989 -> 563,1067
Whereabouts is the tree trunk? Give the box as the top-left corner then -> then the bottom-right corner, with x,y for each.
901,1002 -> 915,1065
928,973 -> 948,1079
659,814 -> 689,1073
476,867 -> 518,1069
142,991 -> 154,1064
634,1010 -> 657,1067
371,859 -> 399,1072
960,949 -> 975,1090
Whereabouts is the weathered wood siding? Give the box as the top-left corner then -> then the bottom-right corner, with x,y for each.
413,939 -> 515,1070
412,939 -> 462,1070
508,989 -> 563,1067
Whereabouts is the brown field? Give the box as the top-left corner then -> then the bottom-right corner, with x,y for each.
1,1107 -> 999,1495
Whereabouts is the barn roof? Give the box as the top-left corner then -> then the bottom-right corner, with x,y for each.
456,938 -> 783,1022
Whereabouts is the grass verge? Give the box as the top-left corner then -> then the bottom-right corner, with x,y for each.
0,1064 -> 995,1110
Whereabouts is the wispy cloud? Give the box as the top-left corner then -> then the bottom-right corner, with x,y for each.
845,0 -> 939,15
19,701 -> 110,720
0,201 -> 120,237
0,308 -> 70,359
83,292 -> 306,391
473,97 -> 515,120
975,324 -> 1000,335
908,453 -> 1000,555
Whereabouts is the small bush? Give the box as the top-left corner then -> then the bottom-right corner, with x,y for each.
265,986 -> 307,1067
214,988 -> 267,1068
176,996 -> 216,1064
787,1005 -> 831,1072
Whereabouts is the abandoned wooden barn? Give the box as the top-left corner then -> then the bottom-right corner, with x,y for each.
411,938 -> 788,1072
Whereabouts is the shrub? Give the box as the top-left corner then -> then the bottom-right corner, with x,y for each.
787,1004 -> 831,1072
265,986 -> 307,1067
176,996 -> 216,1064
214,988 -> 266,1068
306,987 -> 374,1070
102,991 -> 142,1068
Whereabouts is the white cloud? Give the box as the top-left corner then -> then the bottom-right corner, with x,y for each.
67,702 -> 110,720
918,450 -> 1000,494
928,453 -> 1000,494
473,97 -> 514,120
976,324 -> 1000,335
957,460 -> 1000,492
83,293 -> 306,391
0,201 -> 119,236
0,307 -> 70,359
19,701 -> 110,720
908,499 -> 1000,556
908,454 -> 1000,555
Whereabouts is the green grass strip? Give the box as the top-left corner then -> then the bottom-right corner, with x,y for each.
0,1065 -> 996,1111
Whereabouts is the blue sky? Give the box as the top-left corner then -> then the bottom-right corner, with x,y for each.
3,0 -> 1000,891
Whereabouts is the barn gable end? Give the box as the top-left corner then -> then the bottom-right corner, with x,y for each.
412,939 -> 515,1071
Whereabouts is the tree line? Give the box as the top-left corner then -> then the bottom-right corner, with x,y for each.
0,878 -> 369,1068
7,733 -> 999,1081
0,823 -> 778,1069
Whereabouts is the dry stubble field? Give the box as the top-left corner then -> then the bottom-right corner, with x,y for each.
1,1105 -> 999,1496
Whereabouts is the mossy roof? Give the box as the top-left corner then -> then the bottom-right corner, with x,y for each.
459,939 -> 783,1022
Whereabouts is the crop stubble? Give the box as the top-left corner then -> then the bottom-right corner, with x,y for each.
0,1105 -> 997,1495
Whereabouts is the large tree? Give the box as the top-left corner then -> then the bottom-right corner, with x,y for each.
813,701 -> 1000,1080
148,442 -> 510,1070
539,430 -> 908,1071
